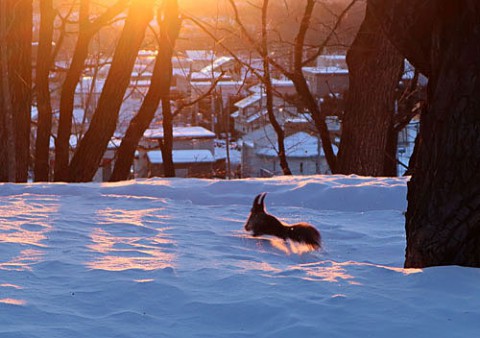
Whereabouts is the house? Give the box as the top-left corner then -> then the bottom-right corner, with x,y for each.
302,66 -> 349,98
240,125 -> 337,177
140,126 -> 216,178
146,149 -> 215,178
248,79 -> 297,96
302,54 -> 349,98
198,56 -> 241,81
185,50 -> 216,71
230,85 -> 300,136
231,93 -> 267,134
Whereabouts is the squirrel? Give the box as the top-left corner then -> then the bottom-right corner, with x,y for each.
244,192 -> 321,250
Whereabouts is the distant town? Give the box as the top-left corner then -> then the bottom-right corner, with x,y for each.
23,1 -> 424,181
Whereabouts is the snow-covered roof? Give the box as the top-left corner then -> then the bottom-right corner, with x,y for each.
131,71 -> 153,78
190,80 -> 244,99
185,50 -> 215,61
172,68 -> 190,77
76,76 -> 106,94
302,66 -> 348,75
285,116 -> 312,124
246,109 -> 268,123
191,71 -> 224,81
234,93 -> 264,109
147,149 -> 215,164
316,54 -> 347,68
144,126 -> 216,140
138,49 -> 158,57
248,79 -> 295,95
48,135 -> 121,150
230,111 -> 240,119
214,146 -> 241,164
199,56 -> 234,73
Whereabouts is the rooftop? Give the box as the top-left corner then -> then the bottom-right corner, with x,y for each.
147,149 -> 215,164
302,66 -> 348,75
234,93 -> 264,109
144,126 -> 216,140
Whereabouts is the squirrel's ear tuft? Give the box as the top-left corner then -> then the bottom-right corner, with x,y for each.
259,192 -> 267,210
251,192 -> 267,212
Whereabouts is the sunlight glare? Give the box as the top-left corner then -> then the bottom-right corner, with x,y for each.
0,298 -> 27,306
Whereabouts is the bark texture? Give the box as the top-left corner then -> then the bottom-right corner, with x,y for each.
337,2 -> 403,176
10,0 -> 32,182
34,0 -> 55,182
404,3 -> 480,267
372,0 -> 480,267
0,0 -> 32,182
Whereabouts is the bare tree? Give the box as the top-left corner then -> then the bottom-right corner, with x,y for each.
0,0 -> 16,182
226,0 -> 357,174
11,0 -> 32,182
54,0 -> 129,181
67,0 -> 155,182
260,0 -> 292,175
34,0 -> 56,182
0,0 -> 32,182
110,0 -> 181,181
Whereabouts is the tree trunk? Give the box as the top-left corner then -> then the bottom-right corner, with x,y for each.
291,0 -> 337,173
34,0 -> 55,182
54,0 -> 128,181
404,3 -> 480,268
54,0 -> 92,181
261,0 -> 291,176
0,0 -> 16,182
336,2 -> 403,176
9,0 -> 32,182
67,0 -> 154,182
110,0 -> 181,182
291,73 -> 337,173
160,96 -> 175,178
372,0 -> 480,267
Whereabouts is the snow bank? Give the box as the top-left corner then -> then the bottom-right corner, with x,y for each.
0,175 -> 478,338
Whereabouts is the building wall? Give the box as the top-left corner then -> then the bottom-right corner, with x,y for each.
149,162 -> 213,178
304,72 -> 349,97
241,143 -> 325,177
173,138 -> 214,153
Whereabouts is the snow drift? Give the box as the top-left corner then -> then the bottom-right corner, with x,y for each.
0,175 -> 478,337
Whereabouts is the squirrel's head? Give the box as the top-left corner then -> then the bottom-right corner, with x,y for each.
244,192 -> 267,232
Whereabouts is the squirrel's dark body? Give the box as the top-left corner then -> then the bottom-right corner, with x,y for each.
244,193 -> 321,249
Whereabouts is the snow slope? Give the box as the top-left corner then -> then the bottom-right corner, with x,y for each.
0,175 -> 479,337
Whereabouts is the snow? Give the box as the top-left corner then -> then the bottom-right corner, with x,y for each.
144,126 -> 216,139
185,50 -> 215,61
302,66 -> 349,75
256,132 -> 319,158
148,149 -> 215,164
234,93 -> 264,109
190,71 -> 224,81
199,56 -> 234,74
246,109 -> 268,123
1,175 -> 479,337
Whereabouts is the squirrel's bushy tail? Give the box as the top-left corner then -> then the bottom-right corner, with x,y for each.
284,223 -> 321,249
